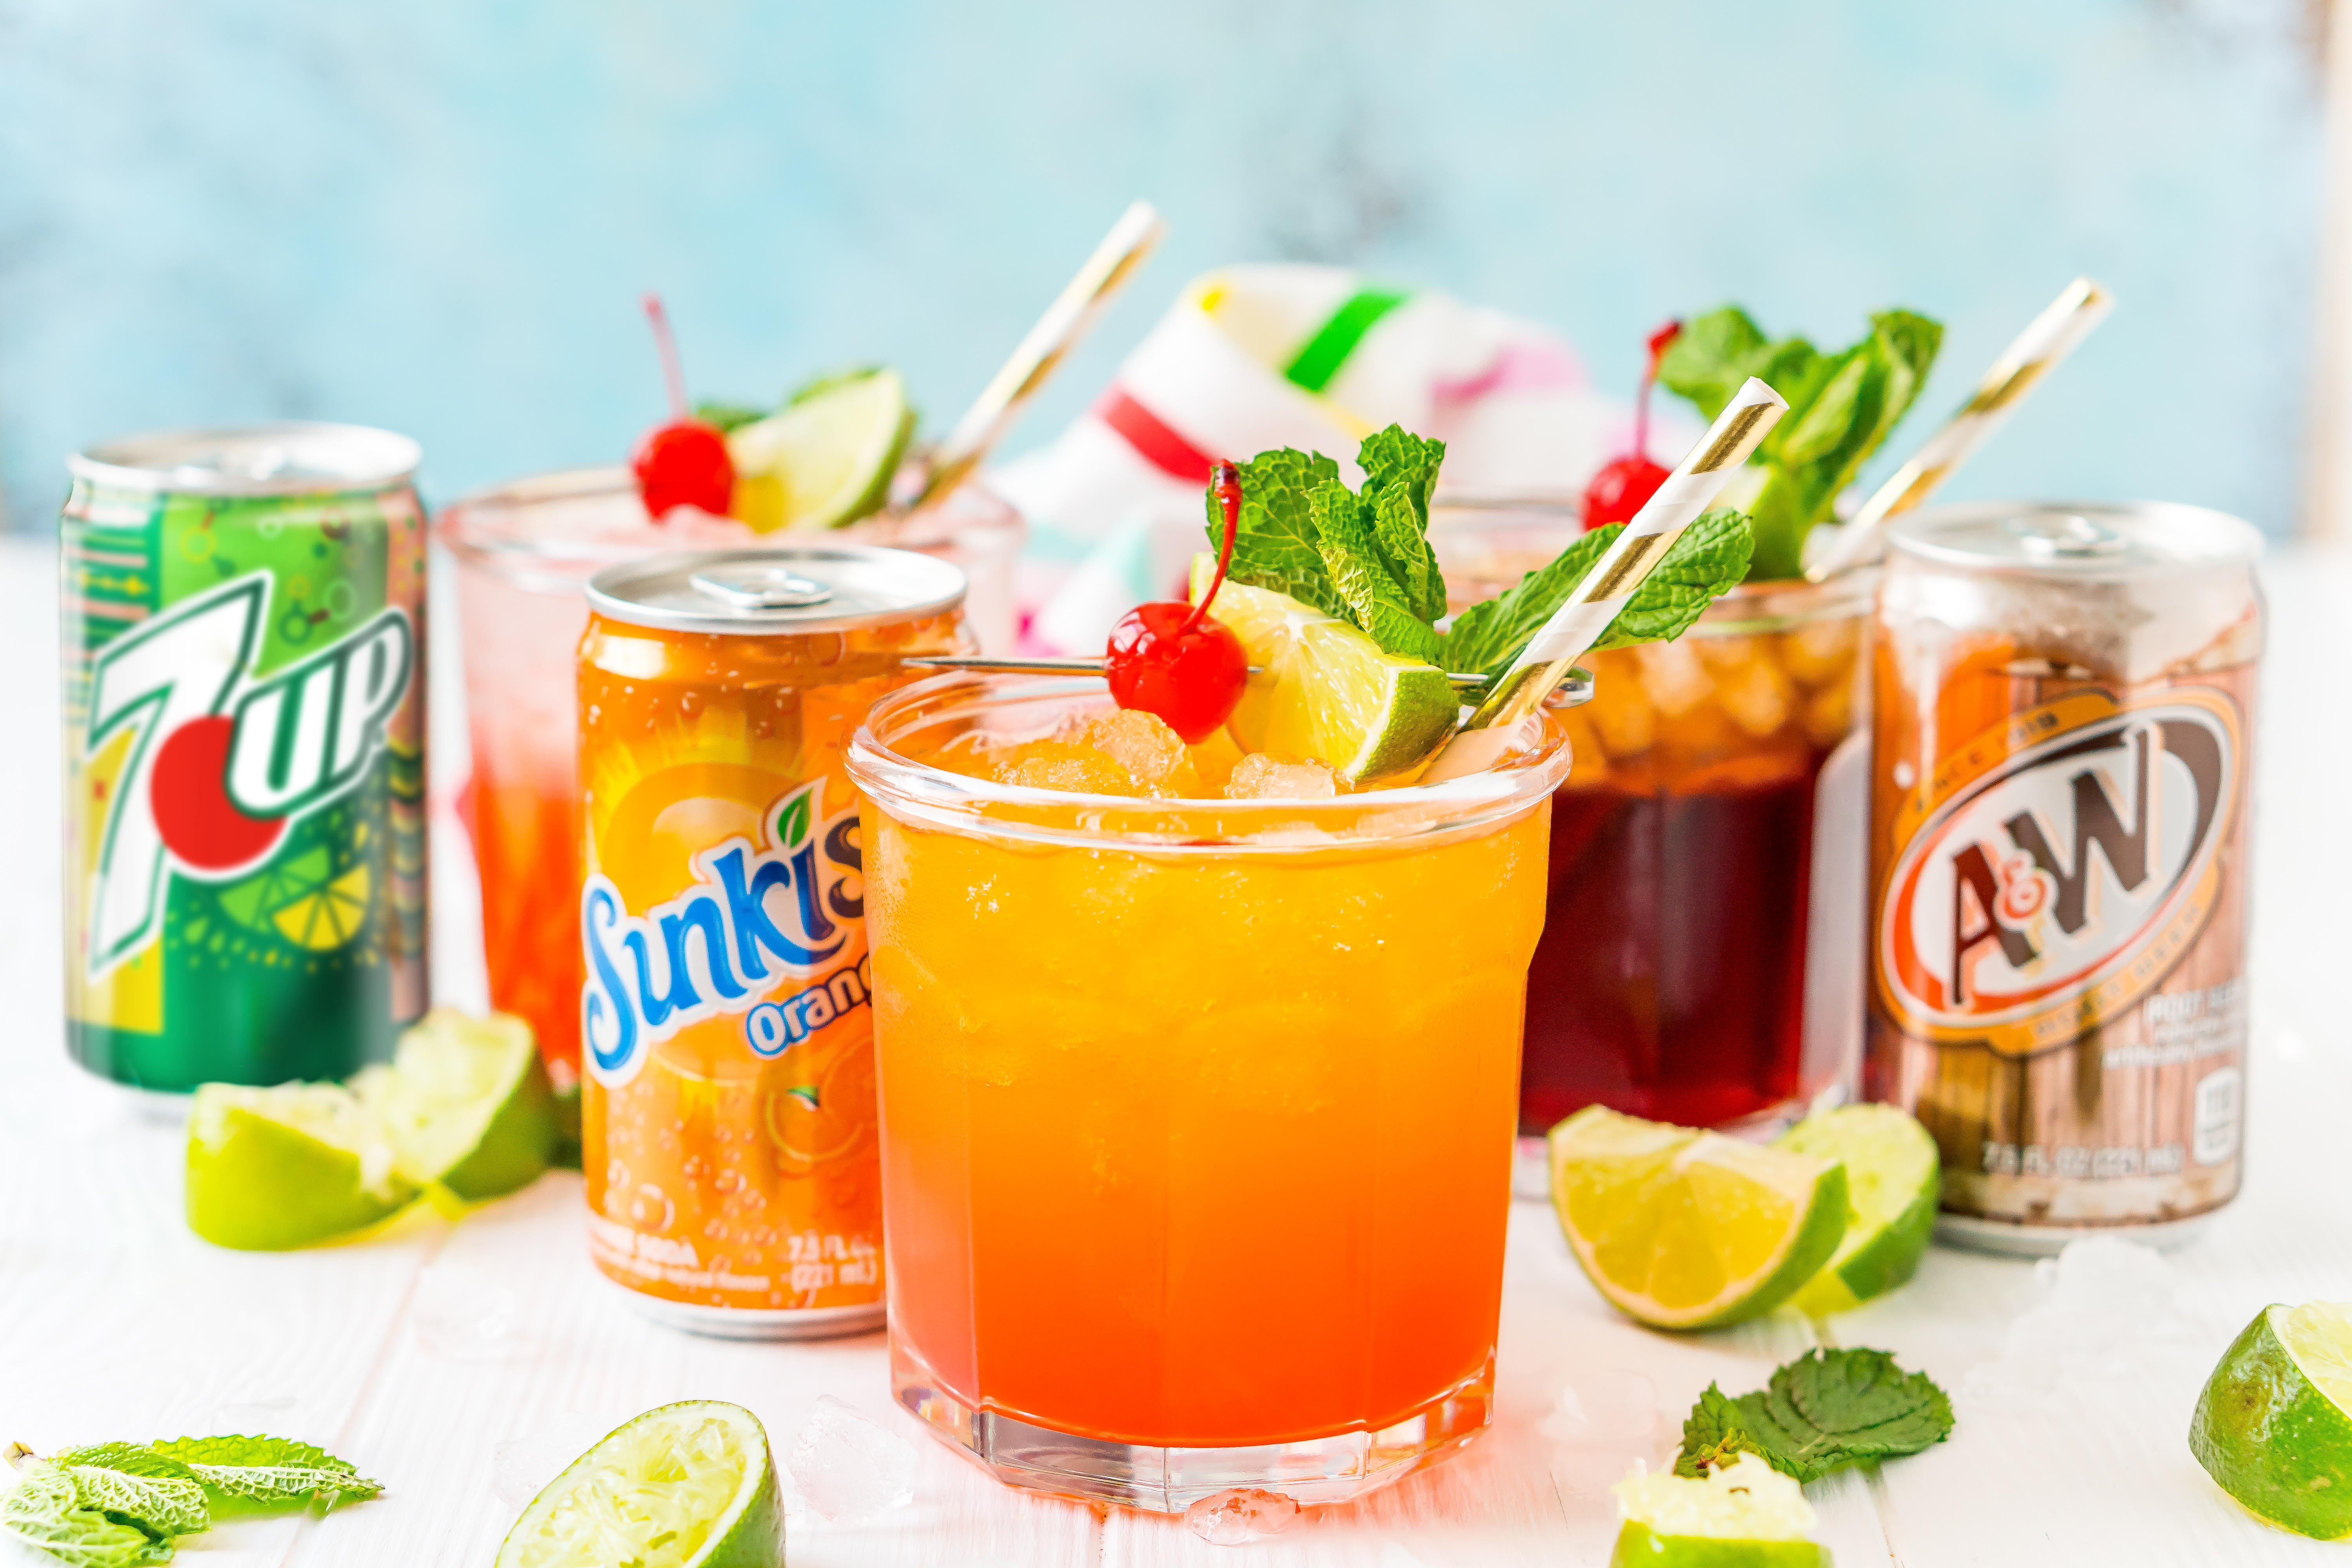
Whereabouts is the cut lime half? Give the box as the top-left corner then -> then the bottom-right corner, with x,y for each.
354,1008 -> 558,1201
1189,565 -> 1457,783
497,1401 -> 784,1568
1612,1452 -> 1828,1567
2190,1301 -> 2352,1540
1775,1103 -> 1939,1316
1550,1106 -> 1848,1331
727,368 -> 914,533
186,1083 -> 417,1250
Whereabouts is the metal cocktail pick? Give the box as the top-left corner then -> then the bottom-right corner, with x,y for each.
902,200 -> 1167,513
1802,276 -> 2114,583
1421,376 -> 1790,784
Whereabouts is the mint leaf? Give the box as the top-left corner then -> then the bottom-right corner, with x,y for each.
145,1437 -> 381,1511
1308,476 -> 1443,664
692,402 -> 767,434
1357,426 -> 1448,621
1213,447 -> 1353,621
2,1464 -> 174,1566
50,1447 -> 206,1539
1673,1385 -> 1783,1479
1440,508 -> 1754,681
1773,1347 -> 1955,1462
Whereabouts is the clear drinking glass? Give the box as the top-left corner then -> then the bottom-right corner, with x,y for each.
437,468 -> 1020,1089
846,675 -> 1573,1512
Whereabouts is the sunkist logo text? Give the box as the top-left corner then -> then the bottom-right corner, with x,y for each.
581,779 -> 867,1087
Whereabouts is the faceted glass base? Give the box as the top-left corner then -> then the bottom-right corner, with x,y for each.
891,1334 -> 1494,1512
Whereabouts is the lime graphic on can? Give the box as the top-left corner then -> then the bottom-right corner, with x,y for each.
63,424 -> 430,1093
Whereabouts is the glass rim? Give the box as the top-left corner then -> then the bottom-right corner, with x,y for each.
847,673 -> 1575,858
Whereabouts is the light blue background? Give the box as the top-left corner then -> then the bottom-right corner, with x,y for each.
0,0 -> 2324,533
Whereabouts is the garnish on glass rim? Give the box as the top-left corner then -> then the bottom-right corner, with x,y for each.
631,294 -> 736,521
1101,462 -> 1249,743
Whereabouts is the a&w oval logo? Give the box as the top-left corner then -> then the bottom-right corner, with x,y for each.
1877,690 -> 2240,1055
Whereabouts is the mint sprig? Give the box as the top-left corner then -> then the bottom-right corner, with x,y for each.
49,1446 -> 206,1539
1,1465 -> 172,1568
1675,1347 -> 1954,1482
146,1436 -> 380,1509
4,1436 -> 380,1566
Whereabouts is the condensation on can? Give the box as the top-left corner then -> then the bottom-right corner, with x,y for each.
575,545 -> 968,1337
1864,501 -> 2262,1253
61,423 -> 429,1094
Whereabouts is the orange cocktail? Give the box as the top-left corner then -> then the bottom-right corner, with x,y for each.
847,676 -> 1572,1512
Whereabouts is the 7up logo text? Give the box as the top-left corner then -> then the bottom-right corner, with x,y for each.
84,571 -> 414,973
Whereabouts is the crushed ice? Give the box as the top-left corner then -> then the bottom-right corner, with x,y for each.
410,1263 -> 522,1360
1543,1368 -> 1666,1499
1183,1487 -> 1300,1544
784,1394 -> 915,1522
1956,1237 -> 2205,1413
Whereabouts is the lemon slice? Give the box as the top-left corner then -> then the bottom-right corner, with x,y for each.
1612,1453 -> 1829,1567
1775,1103 -> 1940,1316
186,1082 -> 417,1250
353,1008 -> 559,1201
726,369 -> 914,533
497,1401 -> 785,1568
1548,1105 -> 1848,1331
2191,1301 -> 2352,1540
1188,564 -> 1458,783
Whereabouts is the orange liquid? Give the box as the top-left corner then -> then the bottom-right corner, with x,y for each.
864,797 -> 1551,1446
577,610 -> 960,1313
472,771 -> 582,1082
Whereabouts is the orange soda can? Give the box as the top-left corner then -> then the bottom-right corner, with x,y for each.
577,546 -> 967,1336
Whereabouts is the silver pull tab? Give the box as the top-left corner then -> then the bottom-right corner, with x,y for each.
2007,512 -> 2125,559
689,561 -> 835,610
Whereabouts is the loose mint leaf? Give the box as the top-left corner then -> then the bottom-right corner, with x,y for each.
50,1447 -> 207,1539
1308,475 -> 1442,664
1773,1347 -> 1955,1462
1674,1385 -> 1784,1479
146,1437 -> 381,1511
1212,447 -> 1353,621
1,1464 -> 174,1566
1440,509 -> 1754,683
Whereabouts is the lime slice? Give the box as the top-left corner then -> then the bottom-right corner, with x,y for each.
1612,1453 -> 1828,1567
354,1009 -> 559,1201
726,368 -> 914,533
186,1083 -> 417,1250
1548,1105 -> 1848,1331
497,1401 -> 784,1568
1188,564 -> 1458,783
1774,1103 -> 1940,1316
2190,1301 -> 2352,1540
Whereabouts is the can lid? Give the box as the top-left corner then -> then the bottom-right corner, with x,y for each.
69,423 -> 422,495
586,544 -> 967,635
1889,500 -> 2263,576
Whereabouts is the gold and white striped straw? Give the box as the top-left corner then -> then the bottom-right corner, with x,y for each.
1803,276 -> 2114,582
1423,376 -> 1789,783
908,200 -> 1167,512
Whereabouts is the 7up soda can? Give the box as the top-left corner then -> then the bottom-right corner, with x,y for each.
63,424 -> 429,1094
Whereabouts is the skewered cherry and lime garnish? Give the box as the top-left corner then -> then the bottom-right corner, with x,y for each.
632,294 -> 735,520
1103,462 -> 1249,744
1581,319 -> 1683,531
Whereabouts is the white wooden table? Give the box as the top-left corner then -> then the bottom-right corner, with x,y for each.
4,534 -> 2348,1567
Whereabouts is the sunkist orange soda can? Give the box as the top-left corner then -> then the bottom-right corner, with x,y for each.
575,545 -> 967,1336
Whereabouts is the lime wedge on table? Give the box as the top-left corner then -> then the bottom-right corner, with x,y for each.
353,1007 -> 558,1201
1189,564 -> 1458,783
1549,1106 -> 1848,1331
497,1401 -> 784,1568
187,1083 -> 417,1250
1775,1103 -> 1939,1316
726,368 -> 914,532
1612,1453 -> 1828,1568
2190,1301 -> 2352,1540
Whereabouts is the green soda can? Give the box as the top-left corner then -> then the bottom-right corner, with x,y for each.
62,424 -> 430,1094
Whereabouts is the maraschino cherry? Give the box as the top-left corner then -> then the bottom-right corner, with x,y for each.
1103,463 -> 1249,744
1581,319 -> 1684,531
632,294 -> 735,520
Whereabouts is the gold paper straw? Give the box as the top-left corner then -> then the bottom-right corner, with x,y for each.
1422,376 -> 1789,782
1804,276 -> 2114,582
909,200 -> 1167,511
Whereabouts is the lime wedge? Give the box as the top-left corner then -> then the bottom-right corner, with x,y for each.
726,368 -> 914,533
1188,563 -> 1458,783
497,1401 -> 784,1568
186,1083 -> 417,1250
1548,1105 -> 1848,1331
2191,1301 -> 2352,1540
1612,1454 -> 1828,1567
1774,1103 -> 1939,1316
354,1008 -> 558,1201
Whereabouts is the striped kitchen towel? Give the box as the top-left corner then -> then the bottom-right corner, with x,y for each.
988,264 -> 1662,654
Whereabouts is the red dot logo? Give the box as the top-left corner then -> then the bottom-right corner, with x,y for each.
151,715 -> 284,871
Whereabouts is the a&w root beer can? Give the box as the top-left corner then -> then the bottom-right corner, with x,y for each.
1866,502 -> 2260,1254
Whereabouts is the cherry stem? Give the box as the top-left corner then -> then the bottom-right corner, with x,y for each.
1634,319 -> 1682,460
644,293 -> 690,423
1180,463 -> 1242,636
